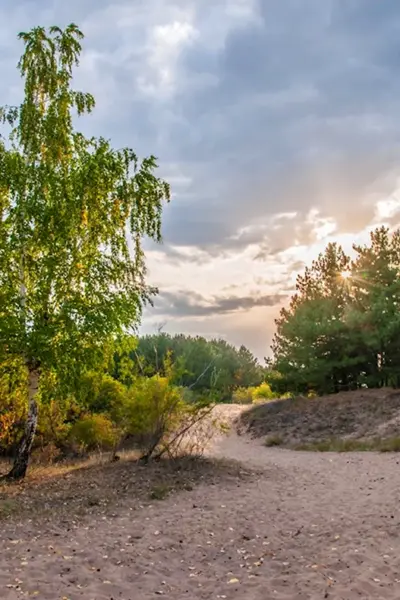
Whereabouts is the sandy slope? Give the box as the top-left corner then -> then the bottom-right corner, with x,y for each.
238,388 -> 400,445
2,406 -> 400,599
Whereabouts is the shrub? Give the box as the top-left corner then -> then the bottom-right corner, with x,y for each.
251,382 -> 274,403
31,442 -> 62,464
36,398 -> 72,449
295,438 -> 374,452
232,387 -> 253,404
69,414 -> 119,452
116,374 -> 214,461
0,359 -> 27,455
78,371 -> 128,416
264,369 -> 287,396
279,392 -> 294,400
119,375 -> 185,458
230,383 -> 279,405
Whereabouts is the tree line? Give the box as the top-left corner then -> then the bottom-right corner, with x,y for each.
0,332 -> 265,464
271,226 -> 400,395
124,333 -> 264,398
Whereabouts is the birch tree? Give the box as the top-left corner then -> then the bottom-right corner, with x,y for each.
0,24 -> 170,478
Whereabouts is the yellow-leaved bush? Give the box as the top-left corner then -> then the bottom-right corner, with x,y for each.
232,382 -> 275,404
69,413 -> 119,452
251,382 -> 274,403
0,359 -> 27,455
0,358 -> 212,463
231,387 -> 254,404
117,375 -> 186,457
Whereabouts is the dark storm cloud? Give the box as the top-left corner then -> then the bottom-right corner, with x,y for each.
152,289 -> 286,318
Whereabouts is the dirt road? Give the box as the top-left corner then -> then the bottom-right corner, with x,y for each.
2,415 -> 400,599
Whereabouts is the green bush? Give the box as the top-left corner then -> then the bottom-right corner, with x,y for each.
78,371 -> 128,416
116,374 -> 213,461
69,414 -> 119,452
230,383 -> 279,405
36,398 -> 72,448
120,375 -> 184,452
379,437 -> 400,452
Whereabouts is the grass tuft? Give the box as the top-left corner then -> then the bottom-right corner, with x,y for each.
378,437 -> 400,452
294,437 -> 400,453
265,435 -> 284,447
0,499 -> 17,518
149,484 -> 172,500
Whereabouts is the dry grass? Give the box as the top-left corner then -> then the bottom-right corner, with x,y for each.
264,434 -> 284,447
0,404 -> 251,523
0,451 -> 254,523
294,436 -> 400,453
379,437 -> 400,452
294,438 -> 376,452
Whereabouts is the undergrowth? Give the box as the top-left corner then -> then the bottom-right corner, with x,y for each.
294,437 -> 400,453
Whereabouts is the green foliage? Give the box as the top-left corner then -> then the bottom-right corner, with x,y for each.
264,367 -> 289,396
0,358 -> 27,454
112,336 -> 139,387
69,414 -> 119,452
272,227 -> 400,395
110,352 -> 215,461
0,346 -> 216,462
232,382 -> 276,405
36,397 -> 72,450
0,22 -> 170,376
251,382 -> 274,402
231,387 -> 254,404
0,23 -> 169,476
127,334 -> 263,400
117,375 -> 186,459
77,371 -> 127,417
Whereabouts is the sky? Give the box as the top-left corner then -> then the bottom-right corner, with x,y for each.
2,0 -> 400,360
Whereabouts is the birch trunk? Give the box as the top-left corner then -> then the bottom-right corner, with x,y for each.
7,369 -> 40,480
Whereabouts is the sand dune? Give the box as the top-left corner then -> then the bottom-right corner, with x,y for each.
1,409 -> 400,599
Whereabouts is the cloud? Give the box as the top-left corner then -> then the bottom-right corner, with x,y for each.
157,0 -> 400,252
3,0 -> 400,357
151,290 -> 287,318
137,20 -> 199,98
5,0 -> 399,251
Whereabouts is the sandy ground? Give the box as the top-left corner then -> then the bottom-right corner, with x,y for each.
2,411 -> 400,599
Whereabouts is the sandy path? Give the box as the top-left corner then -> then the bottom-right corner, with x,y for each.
2,415 -> 400,599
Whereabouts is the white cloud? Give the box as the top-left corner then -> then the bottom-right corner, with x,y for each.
138,20 -> 198,98
374,186 -> 400,221
305,209 -> 337,241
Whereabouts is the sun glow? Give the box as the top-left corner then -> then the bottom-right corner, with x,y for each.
340,271 -> 351,280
